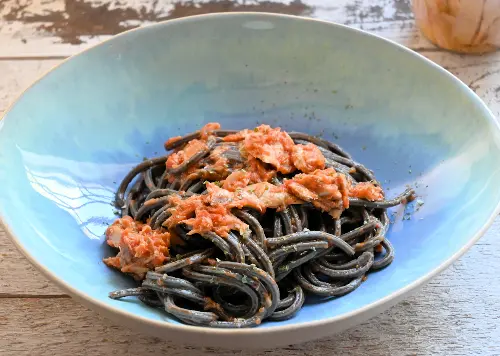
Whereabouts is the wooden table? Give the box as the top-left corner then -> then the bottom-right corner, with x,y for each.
1,1 -> 500,355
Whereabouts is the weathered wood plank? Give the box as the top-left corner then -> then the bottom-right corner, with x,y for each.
0,59 -> 59,115
0,0 -> 437,57
422,51 -> 500,117
0,227 -> 64,295
1,228 -> 500,356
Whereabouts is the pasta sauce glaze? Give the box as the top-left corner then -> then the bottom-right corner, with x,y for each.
103,216 -> 170,279
104,123 -> 383,278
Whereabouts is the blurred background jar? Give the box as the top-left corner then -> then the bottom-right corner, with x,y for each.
413,0 -> 500,54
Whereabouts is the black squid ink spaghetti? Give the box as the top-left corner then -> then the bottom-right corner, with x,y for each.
105,123 -> 414,328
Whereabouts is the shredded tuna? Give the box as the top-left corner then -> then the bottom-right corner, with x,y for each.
175,164 -> 205,184
164,122 -> 219,150
291,143 -> 326,173
166,139 -> 208,171
164,179 -> 305,237
172,145 -> 244,184
114,125 -> 385,260
200,122 -> 221,140
284,168 -> 349,219
206,182 -> 265,212
164,183 -> 266,237
246,157 -> 277,183
223,170 -> 251,191
203,145 -> 232,179
165,123 -> 223,182
242,125 -> 296,174
349,182 -> 384,201
224,126 -> 326,176
243,182 -> 302,211
164,194 -> 205,229
223,129 -> 250,142
103,216 -> 170,280
183,204 -> 249,237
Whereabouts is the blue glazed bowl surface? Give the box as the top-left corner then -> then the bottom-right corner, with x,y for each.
1,13 -> 500,348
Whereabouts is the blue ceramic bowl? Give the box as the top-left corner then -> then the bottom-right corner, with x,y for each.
1,13 -> 500,348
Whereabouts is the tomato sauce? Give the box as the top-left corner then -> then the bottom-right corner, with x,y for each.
103,216 -> 170,279
284,168 -> 349,219
166,139 -> 208,171
349,182 -> 384,201
291,143 -> 326,173
242,125 -> 296,174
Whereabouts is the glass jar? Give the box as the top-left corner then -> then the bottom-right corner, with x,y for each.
413,0 -> 500,54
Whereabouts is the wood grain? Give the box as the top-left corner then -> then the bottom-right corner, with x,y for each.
0,228 -> 64,296
0,0 -> 433,57
0,59 -> 59,115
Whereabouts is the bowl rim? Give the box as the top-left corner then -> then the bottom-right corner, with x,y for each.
2,11 -> 500,337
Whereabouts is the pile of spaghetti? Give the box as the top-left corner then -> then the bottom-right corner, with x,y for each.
106,123 -> 414,328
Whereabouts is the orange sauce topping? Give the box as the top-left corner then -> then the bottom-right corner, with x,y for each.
103,216 -> 170,279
